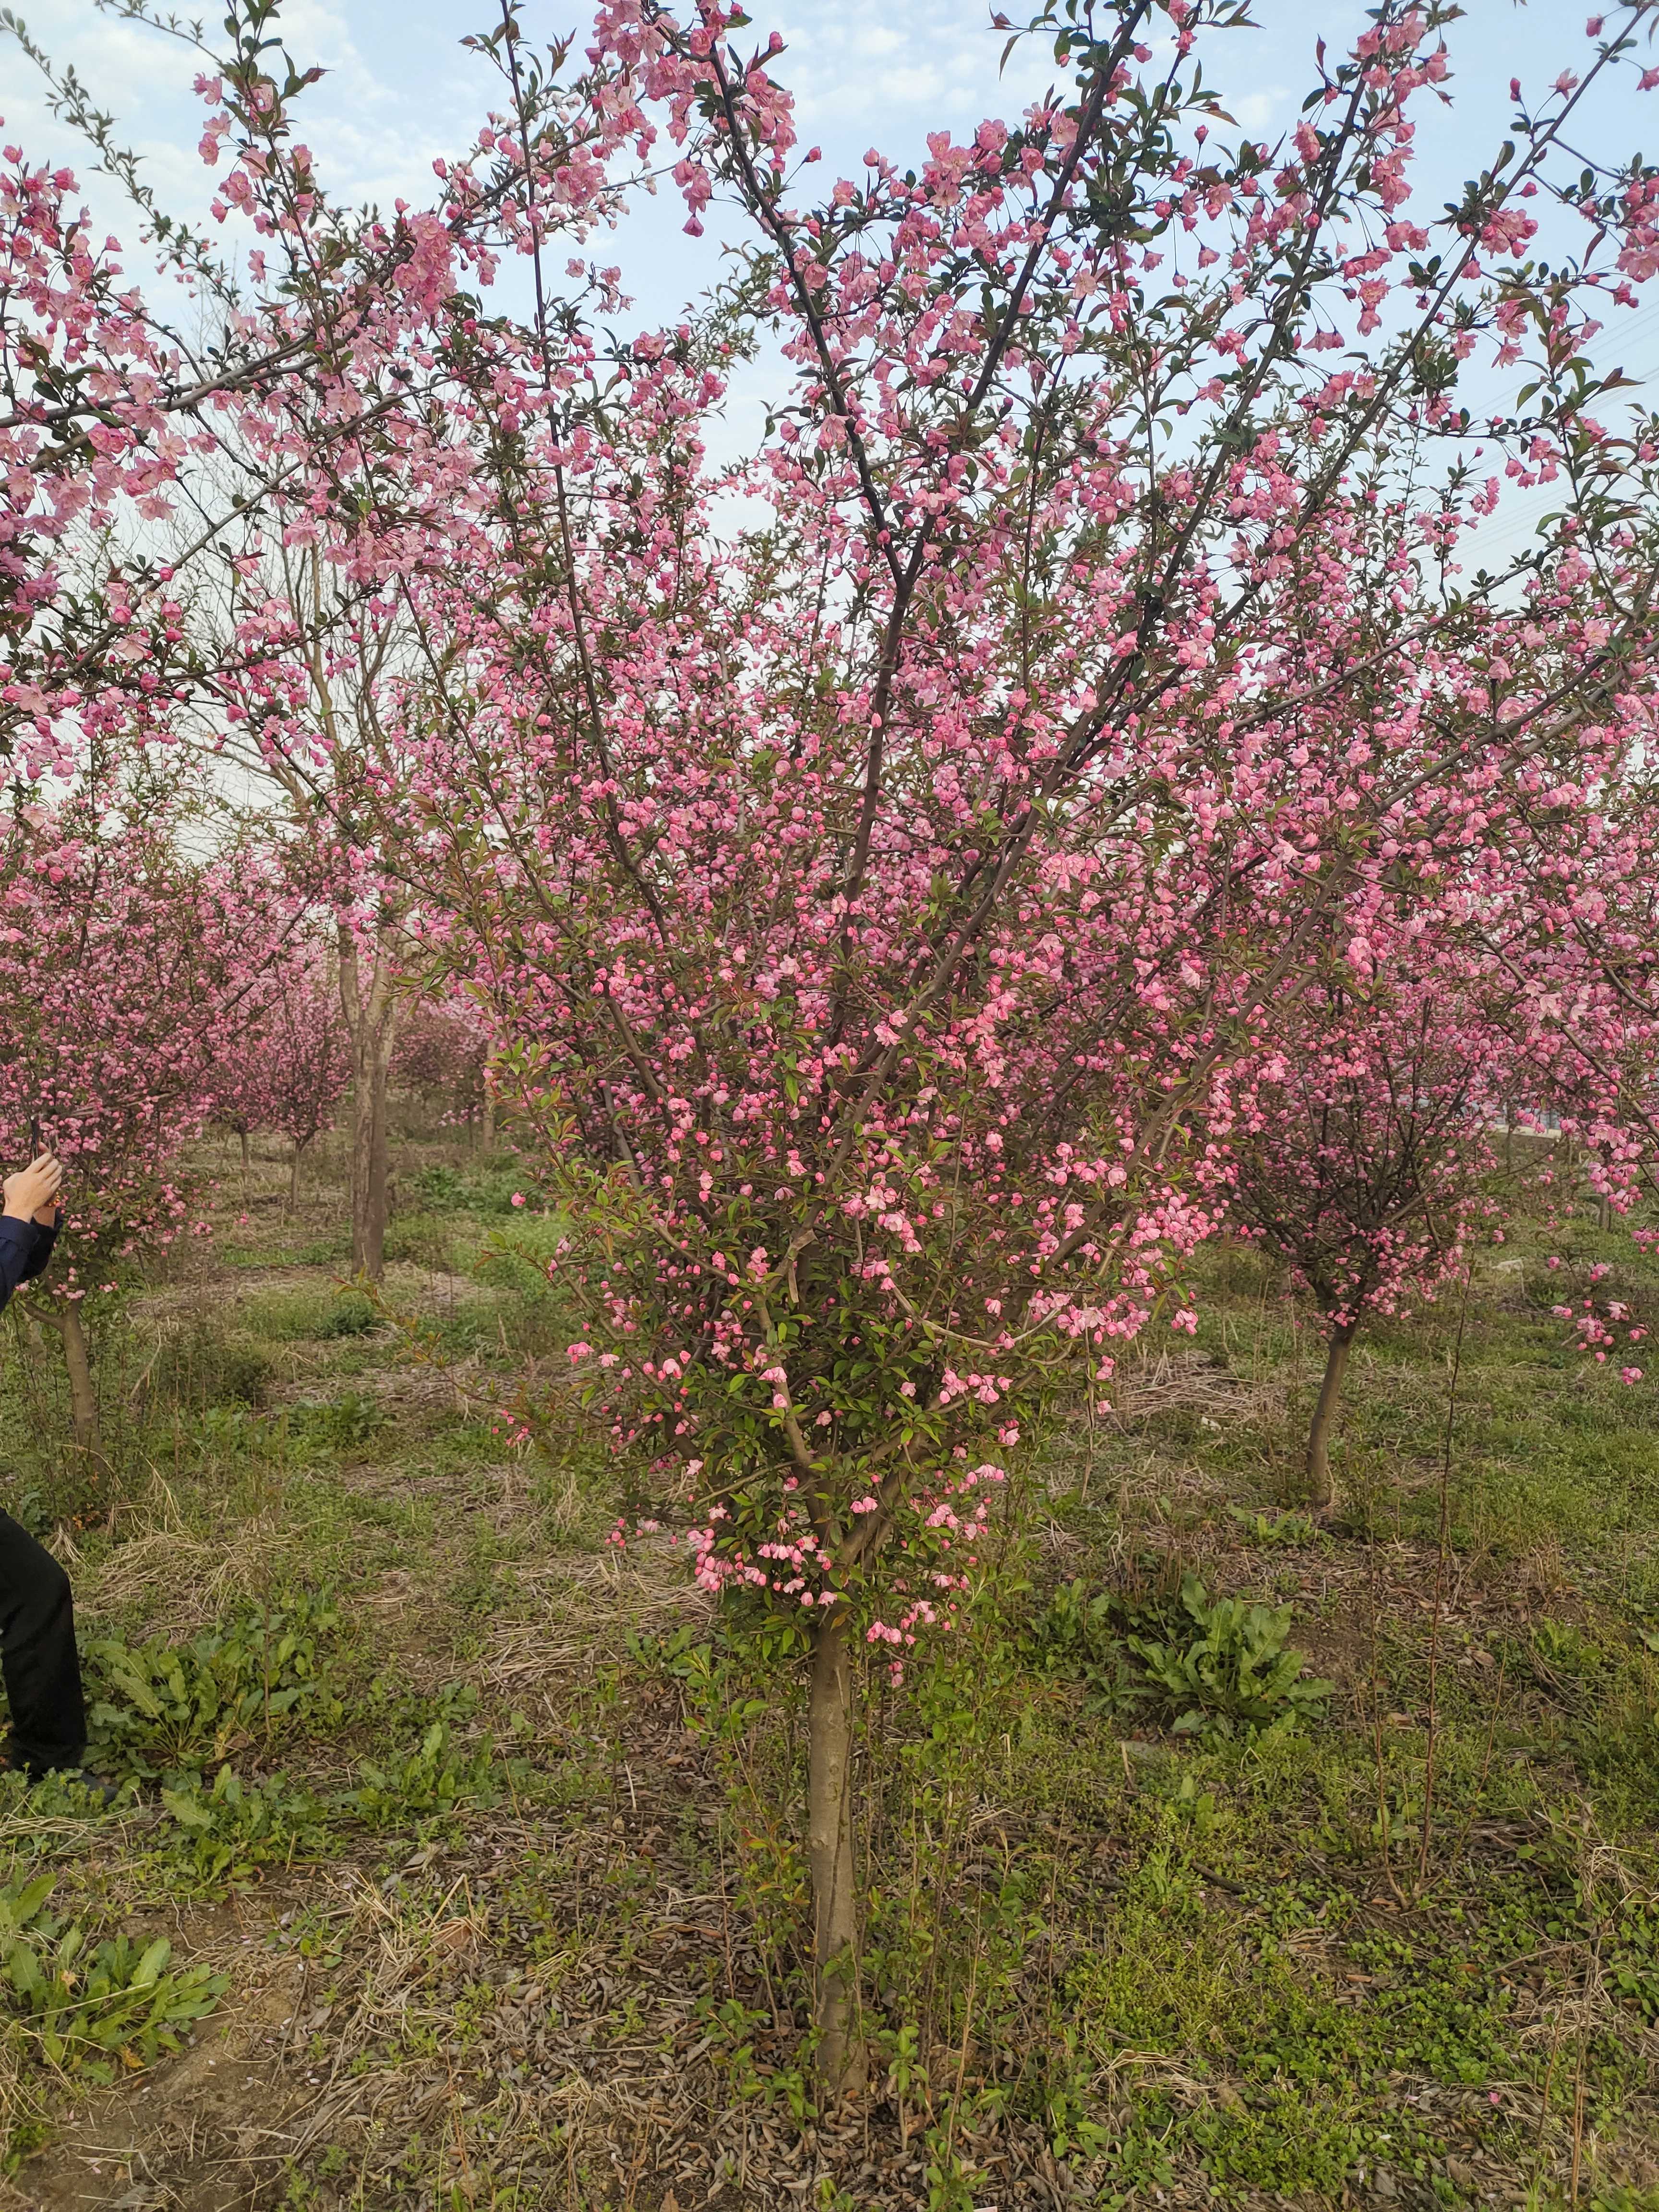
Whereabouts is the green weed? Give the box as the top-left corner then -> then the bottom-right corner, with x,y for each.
346,1718 -> 501,1829
410,1162 -> 528,1216
411,1164 -> 468,1208
288,1392 -> 388,1450
1227,1503 -> 1321,1548
1127,1574 -> 1336,1743
1021,1577 -> 1147,1714
312,1291 -> 381,1339
87,1595 -> 342,1776
1,1875 -> 223,2083
1024,1571 -> 1332,1741
158,1763 -> 332,1885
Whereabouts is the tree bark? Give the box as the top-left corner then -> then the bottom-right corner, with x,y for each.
339,927 -> 400,1280
38,1302 -> 103,1467
240,1127 -> 251,1178
480,1092 -> 495,1154
1306,1322 -> 1356,1513
289,1141 -> 303,1214
807,1603 -> 866,2099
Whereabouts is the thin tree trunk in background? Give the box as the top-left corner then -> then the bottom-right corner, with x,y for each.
807,1604 -> 866,2098
38,1302 -> 103,1467
481,1092 -> 495,1153
339,926 -> 400,1280
289,1141 -> 302,1214
1306,1322 -> 1357,1513
240,1128 -> 251,1177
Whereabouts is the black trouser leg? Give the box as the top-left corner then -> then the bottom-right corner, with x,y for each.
0,1509 -> 87,1774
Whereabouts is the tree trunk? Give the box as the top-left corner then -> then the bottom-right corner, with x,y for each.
339,927 -> 400,1280
1306,1322 -> 1357,1513
807,1604 -> 866,2099
289,1141 -> 303,1214
240,1127 -> 251,1177
355,1063 -> 389,1276
38,1302 -> 103,1467
480,1092 -> 495,1154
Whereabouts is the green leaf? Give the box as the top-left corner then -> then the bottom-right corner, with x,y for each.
8,1940 -> 44,1997
133,1939 -> 171,1990
161,1788 -> 216,1832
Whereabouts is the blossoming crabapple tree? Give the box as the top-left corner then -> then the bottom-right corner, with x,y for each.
267,958 -> 353,1209
0,10 -> 348,781
1465,722 -> 1659,1389
365,0 -> 1659,2087
1478,698 -> 1659,1237
3,3 -> 649,1268
225,943 -> 352,1209
392,996 -> 493,1142
1214,944 -> 1517,1512
207,1033 -> 266,1183
14,0 -> 1659,2092
0,795 -> 266,1458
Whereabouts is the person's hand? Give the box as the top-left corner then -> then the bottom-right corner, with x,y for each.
3,1153 -> 63,1224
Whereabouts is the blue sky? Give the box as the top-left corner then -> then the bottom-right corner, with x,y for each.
5,0 -> 1658,543
8,2 -> 1652,284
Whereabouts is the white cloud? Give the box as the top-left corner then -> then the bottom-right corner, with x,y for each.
10,0 -> 1648,410
1231,87 -> 1291,137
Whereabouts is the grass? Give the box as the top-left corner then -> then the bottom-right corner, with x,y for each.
1,1124 -> 1658,2208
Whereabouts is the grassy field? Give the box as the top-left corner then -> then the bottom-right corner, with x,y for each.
2,1128 -> 1659,2212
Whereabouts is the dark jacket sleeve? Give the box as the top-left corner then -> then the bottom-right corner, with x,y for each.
0,1216 -> 55,1313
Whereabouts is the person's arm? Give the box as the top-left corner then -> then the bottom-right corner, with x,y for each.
17,1211 -> 56,1282
0,1155 -> 63,1314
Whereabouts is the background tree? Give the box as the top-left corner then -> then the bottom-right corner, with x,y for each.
206,1042 -> 265,1185
0,793 -> 270,1458
207,933 -> 352,1206
193,559 -> 424,1277
392,995 -> 492,1142
1,7 -> 644,1267
263,952 -> 353,1211
1215,950 -> 1515,1514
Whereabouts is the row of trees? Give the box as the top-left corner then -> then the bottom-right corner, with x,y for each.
7,0 -> 1659,2089
0,780 -> 493,1448
215,977 -> 490,1205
